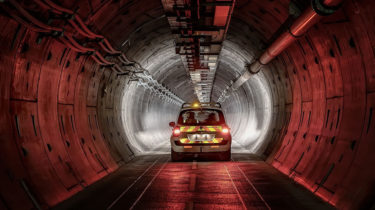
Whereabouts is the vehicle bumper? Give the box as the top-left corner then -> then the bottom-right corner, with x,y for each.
171,139 -> 231,153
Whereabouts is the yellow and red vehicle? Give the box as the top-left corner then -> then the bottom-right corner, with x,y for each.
169,102 -> 231,161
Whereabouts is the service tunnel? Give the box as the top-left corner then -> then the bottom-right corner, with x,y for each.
0,0 -> 374,209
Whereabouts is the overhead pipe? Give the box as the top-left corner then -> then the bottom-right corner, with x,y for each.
229,0 -> 343,91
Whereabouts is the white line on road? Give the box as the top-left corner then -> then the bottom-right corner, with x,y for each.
192,160 -> 197,169
189,174 -> 197,191
129,158 -> 169,210
106,157 -> 161,210
224,165 -> 248,210
236,164 -> 272,210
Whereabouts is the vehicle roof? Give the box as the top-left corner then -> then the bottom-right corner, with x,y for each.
180,107 -> 223,112
180,103 -> 223,111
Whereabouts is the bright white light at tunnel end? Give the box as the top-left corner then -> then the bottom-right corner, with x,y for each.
121,84 -> 182,155
221,71 -> 274,155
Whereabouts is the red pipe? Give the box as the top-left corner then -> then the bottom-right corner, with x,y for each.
111,66 -> 120,73
259,0 -> 343,65
117,55 -> 128,64
94,52 -> 114,65
74,15 -> 104,39
10,0 -> 127,68
8,0 -> 62,32
68,19 -> 97,39
39,0 -> 122,56
32,0 -> 61,14
113,64 -> 122,73
67,20 -> 119,55
2,5 -> 50,33
59,37 -> 87,53
98,42 -> 113,54
103,39 -> 121,54
117,55 -> 125,62
33,0 -> 63,15
31,0 -> 100,41
41,0 -> 104,40
121,54 -> 131,63
113,64 -> 129,73
98,41 -> 120,55
42,0 -> 74,14
90,55 -> 107,65
65,33 -> 95,52
230,0 -> 343,90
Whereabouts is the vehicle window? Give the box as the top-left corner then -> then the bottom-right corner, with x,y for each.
178,109 -> 225,125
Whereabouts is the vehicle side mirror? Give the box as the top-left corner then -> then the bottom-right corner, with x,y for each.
169,122 -> 175,127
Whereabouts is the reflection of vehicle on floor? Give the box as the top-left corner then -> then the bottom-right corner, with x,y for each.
169,102 -> 231,161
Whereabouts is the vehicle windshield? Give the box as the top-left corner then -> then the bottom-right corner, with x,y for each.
177,109 -> 225,125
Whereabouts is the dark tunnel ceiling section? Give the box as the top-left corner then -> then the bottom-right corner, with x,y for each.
0,0 -> 374,209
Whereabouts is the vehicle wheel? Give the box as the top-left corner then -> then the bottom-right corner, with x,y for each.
171,149 -> 182,161
219,150 -> 231,161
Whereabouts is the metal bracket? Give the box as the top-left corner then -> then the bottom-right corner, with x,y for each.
311,0 -> 342,16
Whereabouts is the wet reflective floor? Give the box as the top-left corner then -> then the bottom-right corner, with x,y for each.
53,154 -> 333,210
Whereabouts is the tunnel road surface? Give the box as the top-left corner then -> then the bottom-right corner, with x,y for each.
53,154 -> 333,210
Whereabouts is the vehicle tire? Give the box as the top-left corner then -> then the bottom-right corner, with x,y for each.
171,149 -> 183,161
219,150 -> 231,161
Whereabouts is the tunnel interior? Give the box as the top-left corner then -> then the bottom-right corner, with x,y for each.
119,15 -> 278,155
0,0 -> 375,209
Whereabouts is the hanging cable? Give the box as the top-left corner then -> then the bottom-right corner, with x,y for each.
3,0 -> 184,105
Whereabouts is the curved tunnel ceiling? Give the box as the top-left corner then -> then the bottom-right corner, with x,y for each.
0,0 -> 375,209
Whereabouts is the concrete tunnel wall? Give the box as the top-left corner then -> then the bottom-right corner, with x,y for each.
0,0 -> 374,209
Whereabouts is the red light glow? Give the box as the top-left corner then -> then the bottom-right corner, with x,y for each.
222,127 -> 229,134
173,127 -> 181,137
